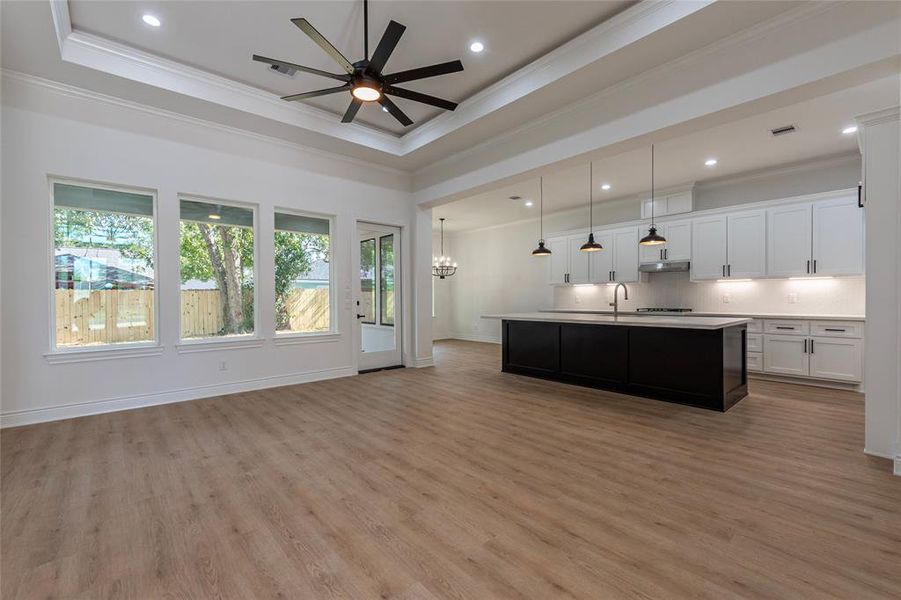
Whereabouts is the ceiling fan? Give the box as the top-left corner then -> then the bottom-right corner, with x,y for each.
252,0 -> 464,127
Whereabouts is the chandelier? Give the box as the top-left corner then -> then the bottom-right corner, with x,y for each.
432,217 -> 457,279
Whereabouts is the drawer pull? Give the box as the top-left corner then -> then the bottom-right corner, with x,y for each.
824,328 -> 846,332
775,326 -> 795,330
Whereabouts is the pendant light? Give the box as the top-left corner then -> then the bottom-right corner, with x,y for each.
432,218 -> 457,279
532,176 -> 552,256
580,162 -> 603,252
639,143 -> 667,246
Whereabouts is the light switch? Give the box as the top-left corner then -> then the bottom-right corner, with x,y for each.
722,293 -> 732,304
788,293 -> 798,304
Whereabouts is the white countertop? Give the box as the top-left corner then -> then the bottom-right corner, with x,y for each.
541,309 -> 866,321
482,312 -> 751,330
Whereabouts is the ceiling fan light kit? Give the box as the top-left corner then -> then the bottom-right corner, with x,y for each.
254,0 -> 464,127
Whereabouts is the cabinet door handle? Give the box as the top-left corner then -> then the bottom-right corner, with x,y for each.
810,339 -> 814,354
728,264 -> 731,277
803,339 -> 807,353
813,259 -> 817,273
807,260 -> 810,274
612,270 -> 616,281
776,326 -> 795,330
665,249 -> 668,260
660,249 -> 663,260
722,265 -> 726,277
824,328 -> 846,332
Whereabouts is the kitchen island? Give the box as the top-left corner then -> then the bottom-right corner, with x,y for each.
483,312 -> 751,411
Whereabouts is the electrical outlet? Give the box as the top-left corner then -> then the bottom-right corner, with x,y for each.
722,293 -> 732,304
574,295 -> 582,305
219,361 -> 228,371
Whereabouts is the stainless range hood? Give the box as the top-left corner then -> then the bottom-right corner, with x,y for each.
638,260 -> 691,273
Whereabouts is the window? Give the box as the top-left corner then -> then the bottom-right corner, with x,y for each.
359,238 -> 376,324
179,198 -> 255,339
52,181 -> 156,349
274,211 -> 332,334
379,234 -> 395,326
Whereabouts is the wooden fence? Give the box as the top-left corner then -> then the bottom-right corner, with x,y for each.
55,288 -> 330,346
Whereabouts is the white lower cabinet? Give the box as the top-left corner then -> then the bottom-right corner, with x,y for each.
759,319 -> 863,383
747,352 -> 763,372
763,334 -> 809,377
809,337 -> 862,382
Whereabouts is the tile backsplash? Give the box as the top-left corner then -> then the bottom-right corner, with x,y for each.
554,272 -> 865,316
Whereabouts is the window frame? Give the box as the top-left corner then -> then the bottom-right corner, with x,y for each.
47,176 -> 161,357
176,194 -> 262,347
272,207 -> 337,339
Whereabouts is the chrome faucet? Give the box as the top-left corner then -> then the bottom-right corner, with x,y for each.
609,283 -> 629,318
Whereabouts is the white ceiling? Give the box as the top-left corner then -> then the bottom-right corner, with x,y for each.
436,75 -> 897,232
1,0 -> 816,170
67,0 -> 633,134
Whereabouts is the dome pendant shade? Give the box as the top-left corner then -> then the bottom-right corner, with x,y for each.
580,232 -> 603,252
532,240 -> 552,256
532,176 -> 552,257
641,144 -> 667,247
639,226 -> 667,246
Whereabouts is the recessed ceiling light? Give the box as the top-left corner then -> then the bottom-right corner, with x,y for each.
142,14 -> 161,27
842,125 -> 858,135
524,201 -> 534,207
469,41 -> 484,53
601,183 -> 611,191
705,158 -> 718,167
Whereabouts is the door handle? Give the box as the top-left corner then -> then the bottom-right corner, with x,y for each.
356,314 -> 367,319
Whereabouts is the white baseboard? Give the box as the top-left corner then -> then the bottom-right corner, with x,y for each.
408,356 -> 434,368
0,365 -> 355,428
748,372 -> 863,392
439,333 -> 502,345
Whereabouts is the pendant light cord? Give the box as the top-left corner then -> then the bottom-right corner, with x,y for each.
439,218 -> 445,255
539,176 -> 544,241
650,143 -> 655,228
589,162 -> 594,231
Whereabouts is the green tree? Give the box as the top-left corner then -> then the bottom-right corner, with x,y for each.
274,232 -> 329,330
55,208 -> 154,271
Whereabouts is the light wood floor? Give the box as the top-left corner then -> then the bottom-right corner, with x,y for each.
2,340 -> 899,599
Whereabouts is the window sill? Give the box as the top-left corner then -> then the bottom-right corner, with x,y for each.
176,337 -> 265,354
273,332 -> 341,346
45,344 -> 165,364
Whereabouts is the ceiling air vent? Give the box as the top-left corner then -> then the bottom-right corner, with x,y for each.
770,124 -> 797,137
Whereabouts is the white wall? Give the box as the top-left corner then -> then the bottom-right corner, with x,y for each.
435,157 -> 866,343
0,75 -> 422,426
856,107 -> 900,465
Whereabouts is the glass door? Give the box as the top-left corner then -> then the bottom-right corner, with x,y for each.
357,223 -> 402,370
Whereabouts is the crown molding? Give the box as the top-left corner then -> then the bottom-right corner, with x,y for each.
697,152 -> 861,191
855,106 -> 900,127
46,0 -> 713,158
0,69 -> 412,182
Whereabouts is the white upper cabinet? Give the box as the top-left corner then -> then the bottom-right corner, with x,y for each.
691,215 -> 728,280
726,210 -> 767,278
640,189 -> 693,220
589,231 -> 614,283
547,236 -> 569,285
662,219 -> 692,261
611,228 -> 639,283
637,219 -> 691,263
767,203 -> 812,277
812,196 -> 864,276
567,236 -> 591,284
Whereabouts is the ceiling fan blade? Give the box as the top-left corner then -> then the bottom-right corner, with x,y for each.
368,20 -> 406,74
291,18 -> 355,74
385,86 -> 458,111
383,60 -> 464,84
378,96 -> 413,127
342,98 -> 363,123
253,55 -> 350,82
281,84 -> 351,102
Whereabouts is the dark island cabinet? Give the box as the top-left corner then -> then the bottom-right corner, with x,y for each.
502,319 -> 747,411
